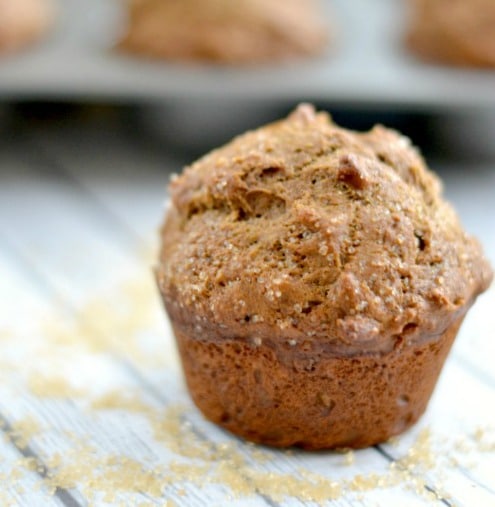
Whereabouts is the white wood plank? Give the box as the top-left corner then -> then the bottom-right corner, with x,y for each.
0,252 -> 250,506
0,433 -> 61,507
380,359 -> 495,507
0,259 -> 76,507
25,120 -> 175,243
436,163 -> 495,388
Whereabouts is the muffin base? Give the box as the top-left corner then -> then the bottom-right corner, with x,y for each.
172,316 -> 464,449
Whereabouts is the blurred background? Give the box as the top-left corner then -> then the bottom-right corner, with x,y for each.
0,2 -> 494,504
1,0 -> 494,246
1,0 -> 495,155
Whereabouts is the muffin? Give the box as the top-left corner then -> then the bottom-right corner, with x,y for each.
120,0 -> 328,64
0,0 -> 53,54
156,104 -> 492,449
407,0 -> 495,67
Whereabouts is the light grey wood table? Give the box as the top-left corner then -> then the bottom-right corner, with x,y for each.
0,114 -> 494,507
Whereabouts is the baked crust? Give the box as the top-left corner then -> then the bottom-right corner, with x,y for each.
172,314 -> 463,449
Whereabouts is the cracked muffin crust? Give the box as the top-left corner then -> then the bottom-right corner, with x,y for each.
120,0 -> 328,64
0,0 -> 53,54
407,0 -> 495,67
157,104 -> 492,449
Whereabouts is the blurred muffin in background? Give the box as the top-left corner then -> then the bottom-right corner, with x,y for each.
407,0 -> 495,67
0,0 -> 54,54
120,0 -> 328,64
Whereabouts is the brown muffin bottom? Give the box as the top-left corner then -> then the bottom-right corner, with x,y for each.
171,316 -> 464,450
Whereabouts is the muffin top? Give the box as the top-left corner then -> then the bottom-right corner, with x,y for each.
408,0 -> 495,67
157,105 -> 492,355
122,0 -> 327,63
0,0 -> 53,53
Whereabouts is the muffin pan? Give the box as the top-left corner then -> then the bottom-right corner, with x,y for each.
0,0 -> 494,107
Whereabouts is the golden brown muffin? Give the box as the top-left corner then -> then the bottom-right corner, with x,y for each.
156,104 -> 492,449
120,0 -> 328,64
0,0 -> 53,54
407,0 -> 495,67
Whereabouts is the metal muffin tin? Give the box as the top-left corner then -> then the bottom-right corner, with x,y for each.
0,0 -> 494,108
